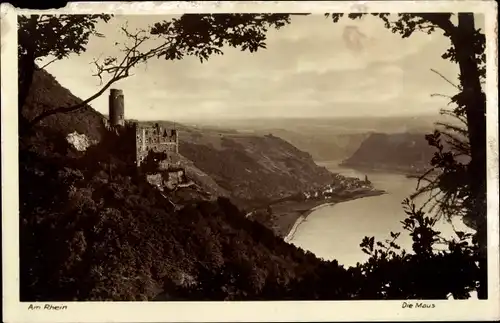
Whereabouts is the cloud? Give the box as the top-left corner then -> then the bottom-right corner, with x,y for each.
42,14 -> 459,121
265,14 -> 437,73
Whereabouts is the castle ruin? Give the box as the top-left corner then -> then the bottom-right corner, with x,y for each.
109,89 -> 125,127
108,88 -> 184,190
134,123 -> 179,167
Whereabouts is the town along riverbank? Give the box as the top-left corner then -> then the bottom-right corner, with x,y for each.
282,190 -> 385,243
247,185 -> 386,238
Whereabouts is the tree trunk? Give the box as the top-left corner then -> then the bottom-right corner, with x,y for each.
454,13 -> 487,299
18,15 -> 40,139
17,15 -> 39,139
18,52 -> 36,139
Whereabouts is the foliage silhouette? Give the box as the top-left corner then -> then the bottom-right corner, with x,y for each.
325,12 -> 487,298
18,14 -> 112,133
18,14 -> 292,133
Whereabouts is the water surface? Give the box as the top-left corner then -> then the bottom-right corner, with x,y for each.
290,161 -> 472,268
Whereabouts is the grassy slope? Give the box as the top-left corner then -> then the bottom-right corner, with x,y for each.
178,116 -> 442,163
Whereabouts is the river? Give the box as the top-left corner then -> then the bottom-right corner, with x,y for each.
289,161 -> 474,268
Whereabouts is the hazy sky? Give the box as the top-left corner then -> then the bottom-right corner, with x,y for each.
41,14 -> 483,121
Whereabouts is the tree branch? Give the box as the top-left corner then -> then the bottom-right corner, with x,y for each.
23,14 -> 292,131
37,57 -> 59,70
27,26 -> 153,128
430,68 -> 460,89
415,13 -> 457,37
430,93 -> 453,100
27,73 -> 129,127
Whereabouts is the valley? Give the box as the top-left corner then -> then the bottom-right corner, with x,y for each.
19,68 -> 453,302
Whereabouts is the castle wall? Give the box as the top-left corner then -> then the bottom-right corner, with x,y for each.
135,123 -> 179,169
134,122 -> 184,190
146,169 -> 186,191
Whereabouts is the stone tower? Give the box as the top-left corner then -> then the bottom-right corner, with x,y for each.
109,88 -> 125,127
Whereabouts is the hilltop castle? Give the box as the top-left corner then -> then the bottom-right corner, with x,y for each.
108,89 -> 185,189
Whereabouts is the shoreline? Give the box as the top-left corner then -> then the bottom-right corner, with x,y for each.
337,163 -> 428,177
282,190 -> 385,243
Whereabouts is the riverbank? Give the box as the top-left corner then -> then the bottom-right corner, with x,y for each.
282,190 -> 385,243
248,189 -> 386,239
283,202 -> 334,243
338,162 -> 429,178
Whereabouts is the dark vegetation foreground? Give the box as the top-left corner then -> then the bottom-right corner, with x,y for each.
19,68 -> 485,301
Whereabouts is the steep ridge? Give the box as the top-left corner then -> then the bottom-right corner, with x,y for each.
264,129 -> 369,162
21,70 -> 228,198
181,116 -> 441,163
177,129 -> 335,204
341,132 -> 437,175
22,68 -> 108,142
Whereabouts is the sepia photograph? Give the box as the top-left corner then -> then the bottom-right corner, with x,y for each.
1,1 -> 499,322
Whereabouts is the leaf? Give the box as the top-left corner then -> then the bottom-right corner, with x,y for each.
368,237 -> 375,251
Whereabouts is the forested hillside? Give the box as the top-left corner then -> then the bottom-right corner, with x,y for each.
18,69 -> 344,301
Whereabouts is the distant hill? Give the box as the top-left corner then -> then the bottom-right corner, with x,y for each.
341,132 -> 437,174
261,129 -> 369,162
179,115 -> 441,135
180,116 -> 444,163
